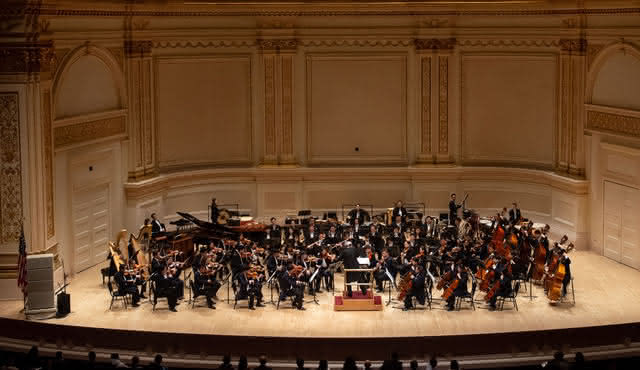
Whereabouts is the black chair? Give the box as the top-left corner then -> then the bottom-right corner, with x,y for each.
189,280 -> 208,308
101,267 -> 113,285
455,281 -> 477,311
498,281 -> 520,311
107,281 -> 128,310
232,279 -> 250,309
150,279 -> 169,311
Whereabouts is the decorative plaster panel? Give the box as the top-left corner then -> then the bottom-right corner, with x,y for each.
0,93 -> 23,244
54,114 -> 126,149
586,109 -> 640,139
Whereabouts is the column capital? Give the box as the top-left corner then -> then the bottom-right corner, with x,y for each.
559,39 -> 587,55
0,41 -> 56,75
124,40 -> 153,58
414,38 -> 456,52
257,39 -> 298,53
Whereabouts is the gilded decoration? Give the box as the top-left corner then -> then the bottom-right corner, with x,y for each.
124,40 -> 152,57
54,115 -> 126,148
264,55 -> 276,160
438,56 -> 448,155
42,90 -> 55,239
587,110 -> 640,139
0,93 -> 23,243
560,39 -> 587,54
421,57 -> 431,154
281,56 -> 294,159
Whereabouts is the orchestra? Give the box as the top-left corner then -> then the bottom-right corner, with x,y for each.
107,195 -> 576,313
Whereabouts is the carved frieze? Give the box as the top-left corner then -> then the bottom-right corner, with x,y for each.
124,40 -> 152,58
281,55 -> 294,161
586,110 -> 640,139
153,40 -> 256,49
420,57 -> 431,155
0,93 -> 23,243
264,55 -> 277,162
0,41 -> 56,74
560,39 -> 587,54
414,38 -> 456,51
54,115 -> 126,148
258,39 -> 298,52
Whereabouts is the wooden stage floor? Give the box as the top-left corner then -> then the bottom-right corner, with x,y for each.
1,250 -> 640,339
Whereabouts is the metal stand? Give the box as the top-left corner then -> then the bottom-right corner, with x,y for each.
266,269 -> 279,306
307,268 -> 321,305
384,268 -> 397,306
219,271 -> 233,304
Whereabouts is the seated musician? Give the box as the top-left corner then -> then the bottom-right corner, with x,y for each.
374,249 -> 397,292
446,264 -> 468,311
317,247 -> 335,291
347,203 -> 369,226
150,213 -> 166,235
125,262 -> 147,299
305,224 -> 318,244
195,265 -> 219,309
278,265 -> 305,310
230,240 -> 248,277
509,202 -> 522,225
151,250 -> 165,275
168,260 -> 185,300
156,266 -> 178,312
390,224 -> 404,247
392,215 -> 405,235
114,268 -> 141,307
488,271 -> 512,311
423,216 -> 437,238
236,265 -> 264,310
265,248 -> 281,276
367,224 -> 383,257
403,262 -> 427,311
326,224 -> 340,244
192,247 -> 208,271
393,200 -> 408,224
353,217 -> 366,237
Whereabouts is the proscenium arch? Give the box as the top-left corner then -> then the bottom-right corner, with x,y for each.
586,42 -> 640,105
52,43 -> 127,119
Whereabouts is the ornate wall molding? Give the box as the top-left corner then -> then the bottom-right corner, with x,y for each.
0,41 -> 56,75
54,114 -> 126,149
438,55 -> 449,157
280,55 -> 295,164
124,40 -> 152,58
586,43 -> 605,70
41,90 -> 55,239
0,93 -> 23,244
560,38 -> 587,54
416,56 -> 431,163
586,109 -> 640,139
263,55 -> 277,165
301,39 -> 412,48
415,38 -> 456,51
258,39 -> 298,52
153,40 -> 256,49
457,39 -> 561,48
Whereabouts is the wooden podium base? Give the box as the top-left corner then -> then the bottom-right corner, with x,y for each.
333,290 -> 383,311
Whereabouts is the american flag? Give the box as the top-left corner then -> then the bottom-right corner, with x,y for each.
17,226 -> 28,297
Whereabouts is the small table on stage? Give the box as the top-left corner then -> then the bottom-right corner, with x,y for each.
333,268 -> 383,311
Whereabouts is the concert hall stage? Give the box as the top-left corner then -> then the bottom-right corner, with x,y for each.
1,250 -> 640,367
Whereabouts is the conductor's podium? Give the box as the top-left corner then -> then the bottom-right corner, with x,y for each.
334,290 -> 383,311
333,267 -> 383,311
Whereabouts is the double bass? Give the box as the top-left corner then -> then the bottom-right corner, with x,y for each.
546,258 -> 567,302
531,229 -> 546,281
397,272 -> 413,300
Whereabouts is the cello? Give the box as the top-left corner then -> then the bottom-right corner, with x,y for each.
531,229 -> 546,281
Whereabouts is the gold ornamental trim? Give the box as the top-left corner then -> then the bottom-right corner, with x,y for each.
586,110 -> 640,139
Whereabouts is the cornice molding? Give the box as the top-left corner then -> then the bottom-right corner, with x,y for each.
586,106 -> 640,140
560,38 -> 587,53
457,39 -> 561,48
258,39 -> 298,52
414,38 -> 456,51
124,40 -> 153,57
0,41 -> 56,75
301,39 -> 412,48
153,40 -> 256,49
53,112 -> 127,149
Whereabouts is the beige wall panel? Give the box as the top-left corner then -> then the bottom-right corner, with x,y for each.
461,55 -> 556,167
592,51 -> 640,111
307,55 -> 406,164
464,190 -> 551,216
264,192 -> 297,211
155,56 -> 252,169
305,189 -> 407,210
418,190 -> 453,211
55,55 -> 121,119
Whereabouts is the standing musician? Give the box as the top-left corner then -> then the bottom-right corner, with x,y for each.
114,267 -> 141,307
445,264 -> 468,311
393,200 -> 408,224
211,198 -> 219,224
266,217 -> 281,246
558,249 -> 572,297
150,213 -> 166,234
237,265 -> 264,310
448,194 -> 462,225
347,203 -> 369,226
279,265 -> 305,310
403,262 -> 426,311
368,224 -> 384,258
195,265 -> 220,309
509,202 -> 522,225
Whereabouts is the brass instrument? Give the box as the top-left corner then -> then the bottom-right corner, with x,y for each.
217,209 -> 231,225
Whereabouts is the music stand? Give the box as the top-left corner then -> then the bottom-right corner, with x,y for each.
308,268 -> 321,305
266,268 -> 280,306
384,267 -> 397,306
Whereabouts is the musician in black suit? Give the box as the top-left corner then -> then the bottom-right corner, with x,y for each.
560,250 -> 571,297
211,198 -> 219,224
326,224 -> 341,244
114,269 -> 141,307
151,251 -> 165,275
392,200 -> 408,223
446,264 -> 468,311
403,263 -> 426,310
352,217 -> 365,237
423,216 -> 438,238
374,249 -> 397,292
236,266 -> 264,310
195,266 -> 219,309
150,213 -> 165,234
279,265 -> 305,310
304,224 -> 318,244
368,224 -> 384,258
266,217 -> 281,244
448,194 -> 462,225
337,241 -> 367,297
230,241 -> 247,277
509,202 -> 522,225
488,271 -> 512,311
265,249 -> 282,276
347,204 -> 369,226
156,266 -> 178,311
